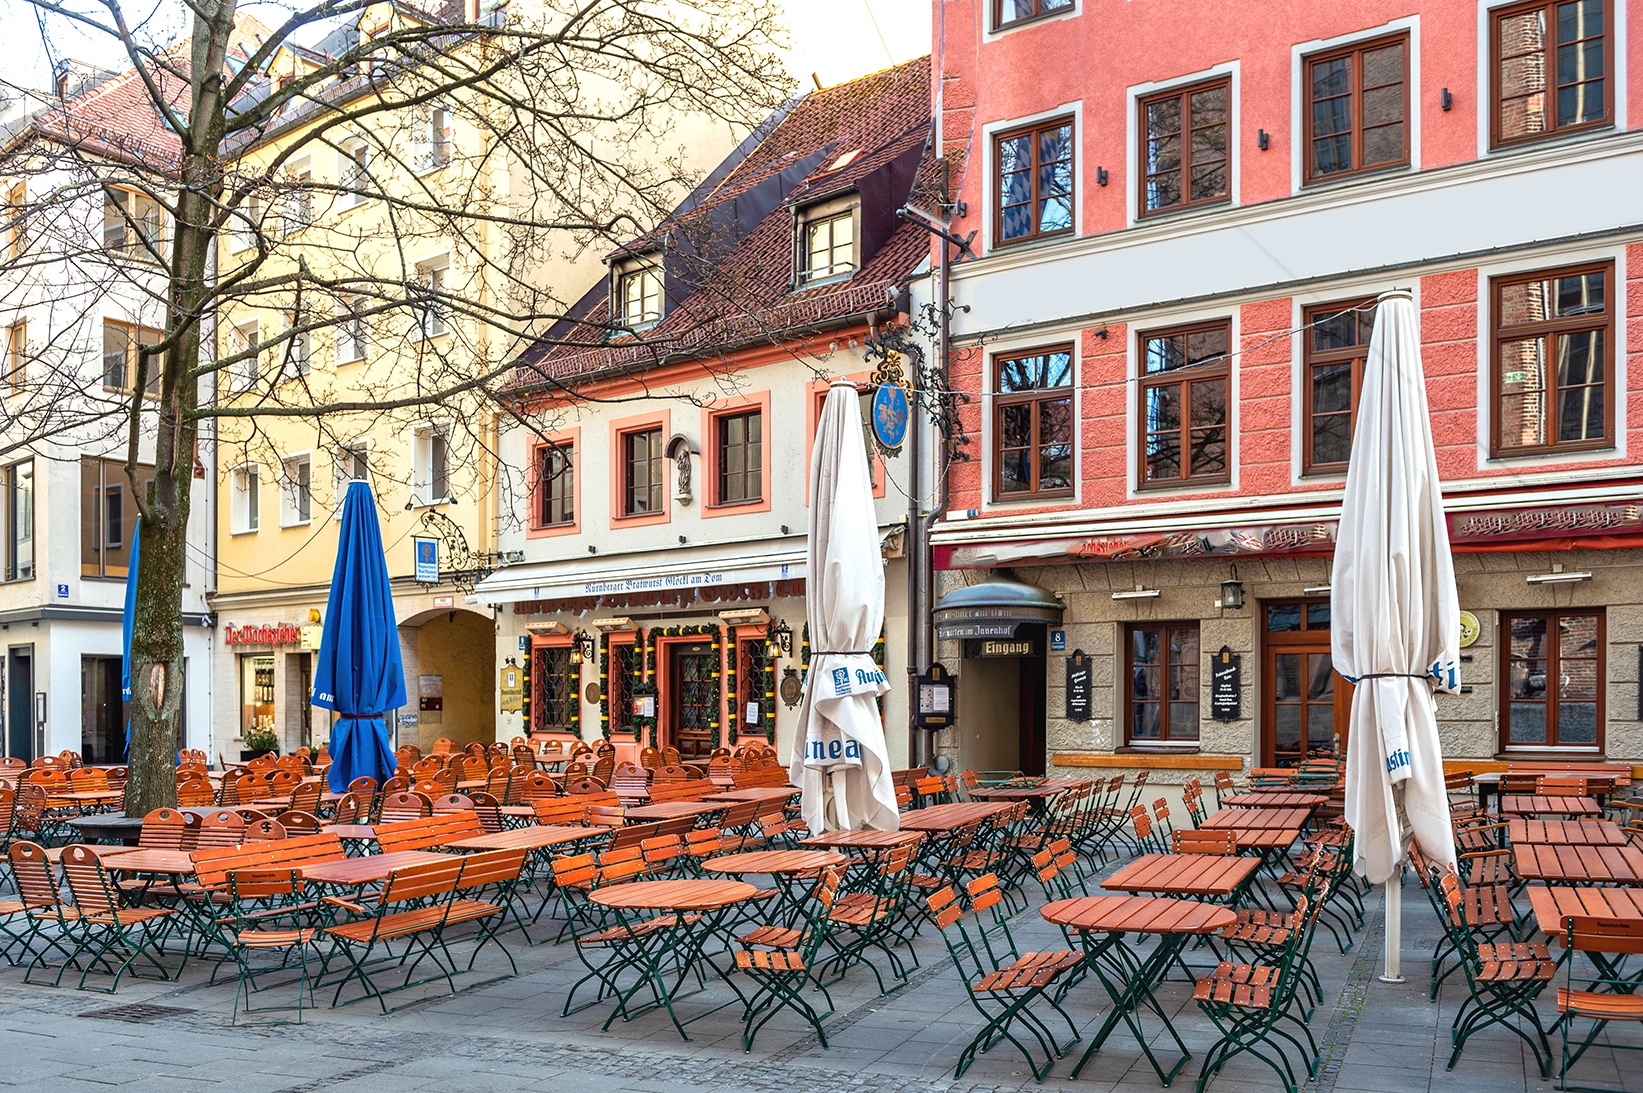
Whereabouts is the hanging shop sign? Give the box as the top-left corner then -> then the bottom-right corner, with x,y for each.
1065,649 -> 1091,722
299,624 -> 323,650
914,662 -> 956,731
872,382 -> 910,452
499,664 -> 524,713
414,537 -> 439,583
779,667 -> 804,708
1210,646 -> 1242,722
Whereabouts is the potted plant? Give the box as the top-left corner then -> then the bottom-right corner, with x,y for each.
240,728 -> 279,761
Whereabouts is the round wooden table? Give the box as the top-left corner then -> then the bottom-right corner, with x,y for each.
702,850 -> 847,925
1042,895 -> 1237,1085
586,879 -> 759,1041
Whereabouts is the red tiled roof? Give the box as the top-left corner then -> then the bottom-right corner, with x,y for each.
24,16 -> 275,173
514,55 -> 933,389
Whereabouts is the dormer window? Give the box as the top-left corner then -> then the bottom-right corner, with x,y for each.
613,256 -> 663,330
796,196 -> 858,287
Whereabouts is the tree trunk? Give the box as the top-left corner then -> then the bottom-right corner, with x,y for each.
123,0 -> 237,816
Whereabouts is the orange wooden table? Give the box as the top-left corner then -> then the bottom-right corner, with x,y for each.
1201,807 -> 1312,831
970,779 -> 1089,801
898,802 -> 1014,832
298,849 -> 449,887
1500,795 -> 1601,818
622,801 -> 726,823
1042,895 -> 1237,1084
444,824 -> 604,852
1526,885 -> 1643,937
704,786 -> 798,804
1513,843 -> 1643,886
800,829 -> 922,849
587,878 -> 761,1040
1102,853 -> 1259,901
101,849 -> 196,875
1217,792 -> 1327,810
1509,819 -> 1628,847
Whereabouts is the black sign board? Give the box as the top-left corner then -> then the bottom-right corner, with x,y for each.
914,662 -> 956,732
1211,645 -> 1242,722
964,637 -> 1041,658
1065,649 -> 1091,722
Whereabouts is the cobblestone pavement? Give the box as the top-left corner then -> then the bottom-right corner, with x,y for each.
1,868 -> 1638,1093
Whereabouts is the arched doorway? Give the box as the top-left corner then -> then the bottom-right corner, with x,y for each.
402,607 -> 495,751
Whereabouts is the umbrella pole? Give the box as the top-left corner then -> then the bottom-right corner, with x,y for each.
1379,864 -> 1404,983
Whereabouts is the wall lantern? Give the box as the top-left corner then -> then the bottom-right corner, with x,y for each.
769,619 -> 794,660
1219,565 -> 1245,610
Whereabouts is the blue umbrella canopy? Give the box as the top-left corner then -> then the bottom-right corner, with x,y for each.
313,481 -> 406,793
121,517 -> 140,757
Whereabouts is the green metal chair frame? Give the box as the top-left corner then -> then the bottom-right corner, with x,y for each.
1438,879 -> 1557,1077
734,865 -> 844,1051
1557,915 -> 1643,1091
929,876 -> 1083,1082
35,845 -> 186,992
211,868 -> 320,1024
318,856 -> 468,1012
1193,893 -> 1323,1093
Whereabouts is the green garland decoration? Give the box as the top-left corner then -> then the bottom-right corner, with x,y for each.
571,656 -> 583,738
874,625 -> 886,719
598,634 -> 611,740
761,629 -> 777,744
726,626 -> 738,743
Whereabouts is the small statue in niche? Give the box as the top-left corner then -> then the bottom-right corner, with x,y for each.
675,445 -> 692,504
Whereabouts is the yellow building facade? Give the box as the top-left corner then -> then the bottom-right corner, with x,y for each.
209,3 -> 745,760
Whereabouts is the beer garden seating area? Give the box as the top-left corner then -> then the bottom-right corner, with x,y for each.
3,743 -> 1643,1091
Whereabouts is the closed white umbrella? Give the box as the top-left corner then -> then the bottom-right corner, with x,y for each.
788,380 -> 899,833
1332,290 -> 1459,984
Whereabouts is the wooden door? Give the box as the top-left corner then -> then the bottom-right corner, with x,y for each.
1261,600 -> 1353,767
668,643 -> 717,761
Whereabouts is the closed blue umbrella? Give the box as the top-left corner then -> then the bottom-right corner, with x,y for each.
121,517 -> 140,757
313,481 -> 405,794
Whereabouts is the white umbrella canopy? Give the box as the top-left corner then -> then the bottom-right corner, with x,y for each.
1332,290 -> 1460,979
788,380 -> 899,833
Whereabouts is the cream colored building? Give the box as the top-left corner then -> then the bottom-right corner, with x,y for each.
209,2 -> 744,760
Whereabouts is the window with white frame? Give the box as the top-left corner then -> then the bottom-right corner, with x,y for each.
280,454 -> 311,526
339,138 -> 371,207
284,158 -> 313,234
414,426 -> 451,505
231,464 -> 260,533
412,103 -> 452,173
336,294 -> 368,363
232,194 -> 261,254
417,258 -> 448,339
334,443 -> 369,512
797,197 -> 857,286
615,264 -> 663,329
229,318 -> 260,392
283,306 -> 311,377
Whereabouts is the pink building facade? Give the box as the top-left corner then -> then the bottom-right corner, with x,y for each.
921,0 -> 1643,787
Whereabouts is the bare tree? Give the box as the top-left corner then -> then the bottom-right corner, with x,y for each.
0,0 -> 791,812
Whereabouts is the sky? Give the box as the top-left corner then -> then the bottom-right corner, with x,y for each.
0,0 -> 931,97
